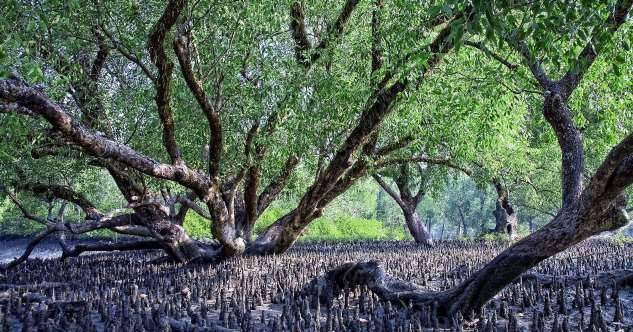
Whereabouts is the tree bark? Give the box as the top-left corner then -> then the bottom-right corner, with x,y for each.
492,178 -> 518,238
403,209 -> 433,246
373,166 -> 433,246
249,16 -> 461,254
440,194 -> 629,317
303,0 -> 633,320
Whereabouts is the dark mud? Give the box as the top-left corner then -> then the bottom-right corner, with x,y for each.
1,240 -> 632,331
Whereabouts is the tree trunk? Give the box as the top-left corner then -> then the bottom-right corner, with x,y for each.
149,218 -> 210,263
373,165 -> 433,246
247,209 -> 317,254
233,197 -> 255,242
301,2 -> 633,321
492,179 -> 518,238
440,195 -> 628,317
457,204 -> 467,238
479,194 -> 487,233
403,208 -> 433,246
528,218 -> 535,232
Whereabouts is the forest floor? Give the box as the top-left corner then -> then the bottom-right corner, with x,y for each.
1,239 -> 632,331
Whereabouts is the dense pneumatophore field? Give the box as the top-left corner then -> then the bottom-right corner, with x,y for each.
1,240 -> 632,331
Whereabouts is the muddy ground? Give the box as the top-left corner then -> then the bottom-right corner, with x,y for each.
1,239 -> 632,331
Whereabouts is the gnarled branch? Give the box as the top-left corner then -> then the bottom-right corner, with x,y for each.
174,22 -> 224,178
0,78 -> 211,195
559,0 -> 633,98
61,240 -> 163,259
147,0 -> 187,165
257,155 -> 300,215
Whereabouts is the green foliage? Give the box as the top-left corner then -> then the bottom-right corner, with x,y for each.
1,0 -> 632,246
255,205 -> 409,242
301,216 -> 409,242
183,213 -> 212,239
255,207 -> 287,235
609,233 -> 633,245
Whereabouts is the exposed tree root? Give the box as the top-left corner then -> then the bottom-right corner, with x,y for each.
304,260 -> 633,324
302,260 -> 445,307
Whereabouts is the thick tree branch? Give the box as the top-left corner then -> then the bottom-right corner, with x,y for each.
64,213 -> 139,234
0,102 -> 39,117
289,2 -> 312,67
243,166 -> 261,225
39,33 -> 156,204
302,261 -> 440,307
257,155 -> 301,215
394,164 -> 413,201
252,17 -> 462,253
0,78 -> 211,195
511,1 -> 632,209
88,29 -> 110,82
61,240 -> 163,259
589,133 -> 633,200
559,0 -> 633,98
110,225 -> 154,237
289,0 -> 360,68
147,0 -> 187,165
174,23 -> 223,178
298,80 -> 406,212
607,155 -> 633,198
543,93 -> 584,207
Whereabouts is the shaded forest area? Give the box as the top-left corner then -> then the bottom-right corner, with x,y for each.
1,0 -> 633,330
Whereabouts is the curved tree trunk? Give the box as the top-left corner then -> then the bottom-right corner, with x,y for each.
373,165 -> 434,246
302,0 -> 633,320
403,209 -> 433,246
441,195 -> 628,317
